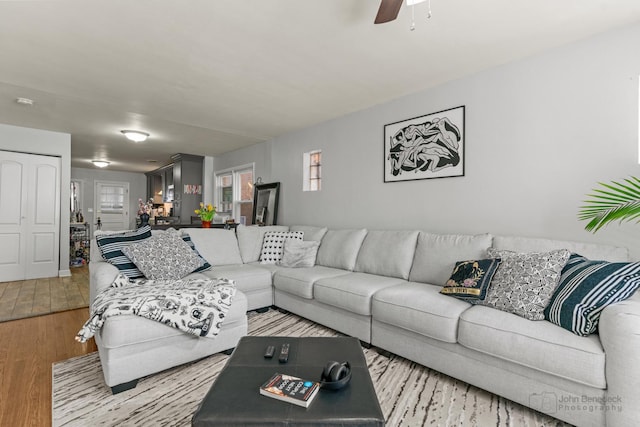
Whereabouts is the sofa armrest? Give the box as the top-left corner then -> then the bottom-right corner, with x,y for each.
89,261 -> 119,305
598,291 -> 640,426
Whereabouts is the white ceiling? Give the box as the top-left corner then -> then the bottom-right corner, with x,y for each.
1,0 -> 639,172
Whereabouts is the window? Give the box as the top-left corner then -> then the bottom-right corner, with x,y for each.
215,164 -> 254,224
303,150 -> 321,191
98,184 -> 125,213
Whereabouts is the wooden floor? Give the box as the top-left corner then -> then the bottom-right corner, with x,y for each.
0,266 -> 90,322
0,307 -> 97,426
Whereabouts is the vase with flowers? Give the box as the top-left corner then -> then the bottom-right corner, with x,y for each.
195,202 -> 216,228
138,198 -> 154,228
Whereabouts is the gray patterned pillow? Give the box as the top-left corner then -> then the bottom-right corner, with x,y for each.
482,248 -> 571,320
122,231 -> 205,280
278,240 -> 320,268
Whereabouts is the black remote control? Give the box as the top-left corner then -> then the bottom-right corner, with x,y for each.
264,345 -> 275,359
278,343 -> 290,363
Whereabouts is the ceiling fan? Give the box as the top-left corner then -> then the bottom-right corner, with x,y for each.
374,0 -> 428,24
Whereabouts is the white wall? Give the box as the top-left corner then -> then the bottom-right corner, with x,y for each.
0,123 -> 72,275
215,22 -> 640,259
71,167 -> 147,232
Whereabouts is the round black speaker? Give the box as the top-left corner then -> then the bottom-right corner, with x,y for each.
320,361 -> 352,390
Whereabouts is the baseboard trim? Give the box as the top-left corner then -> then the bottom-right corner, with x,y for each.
58,269 -> 72,277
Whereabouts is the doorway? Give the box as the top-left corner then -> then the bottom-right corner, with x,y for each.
94,181 -> 130,231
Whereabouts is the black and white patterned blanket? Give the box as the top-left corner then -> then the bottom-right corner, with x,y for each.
76,274 -> 236,343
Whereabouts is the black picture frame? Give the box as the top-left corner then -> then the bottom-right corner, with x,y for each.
252,182 -> 280,225
383,105 -> 465,183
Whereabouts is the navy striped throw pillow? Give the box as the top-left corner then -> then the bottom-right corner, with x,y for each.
182,234 -> 212,273
544,253 -> 640,336
95,226 -> 152,279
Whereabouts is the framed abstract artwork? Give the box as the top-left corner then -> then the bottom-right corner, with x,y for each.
383,105 -> 465,182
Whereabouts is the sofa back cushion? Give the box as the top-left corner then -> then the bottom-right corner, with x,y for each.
316,229 -> 368,271
354,230 -> 419,279
236,224 -> 290,263
409,233 -> 493,286
289,225 -> 328,242
493,235 -> 629,262
182,228 -> 243,266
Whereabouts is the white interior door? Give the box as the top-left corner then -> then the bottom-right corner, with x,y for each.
95,181 -> 130,231
0,151 -> 60,281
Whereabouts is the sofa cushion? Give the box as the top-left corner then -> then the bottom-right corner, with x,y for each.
316,229 -> 367,271
278,240 -> 320,268
122,231 -> 206,280
289,225 -> 328,242
259,231 -> 304,264
314,273 -> 405,316
203,264 -> 272,294
458,305 -> 606,388
236,224 -> 290,263
440,258 -> 502,303
409,233 -> 493,285
354,230 -> 419,280
373,282 -> 471,343
98,290 -> 248,349
544,253 -> 640,336
95,225 -> 152,279
273,266 -> 350,299
481,248 -> 570,321
183,228 -> 243,266
493,235 -> 629,262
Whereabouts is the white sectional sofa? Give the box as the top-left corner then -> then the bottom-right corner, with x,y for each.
89,225 -> 640,426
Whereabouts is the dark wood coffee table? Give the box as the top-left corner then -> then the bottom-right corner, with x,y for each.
192,336 -> 384,426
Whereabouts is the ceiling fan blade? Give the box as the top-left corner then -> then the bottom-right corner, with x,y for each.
375,0 -> 404,24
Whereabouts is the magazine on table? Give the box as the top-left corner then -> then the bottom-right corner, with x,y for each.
259,373 -> 321,408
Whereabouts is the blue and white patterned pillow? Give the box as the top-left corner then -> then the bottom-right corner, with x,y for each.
182,234 -> 212,272
95,225 -> 152,279
544,253 -> 640,336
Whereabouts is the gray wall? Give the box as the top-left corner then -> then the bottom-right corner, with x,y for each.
212,140 -> 273,182
215,22 -> 640,259
71,167 -> 147,233
0,123 -> 72,276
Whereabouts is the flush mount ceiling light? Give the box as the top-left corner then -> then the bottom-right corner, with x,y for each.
92,160 -> 110,168
121,130 -> 150,142
15,97 -> 35,106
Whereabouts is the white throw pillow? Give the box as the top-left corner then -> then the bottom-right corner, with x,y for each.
289,225 -> 328,242
279,240 -> 320,268
236,224 -> 290,263
259,231 -> 304,264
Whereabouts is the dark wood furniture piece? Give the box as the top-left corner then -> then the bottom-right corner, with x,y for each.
192,336 -> 384,426
150,222 -> 237,230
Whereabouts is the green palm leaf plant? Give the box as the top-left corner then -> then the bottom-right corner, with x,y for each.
579,176 -> 640,233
